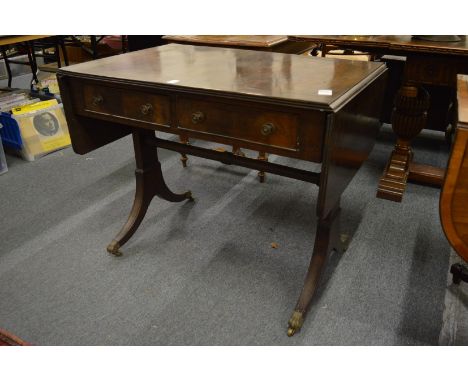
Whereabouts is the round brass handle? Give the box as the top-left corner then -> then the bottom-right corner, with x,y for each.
191,111 -> 205,124
92,95 -> 103,106
140,103 -> 154,115
261,122 -> 276,136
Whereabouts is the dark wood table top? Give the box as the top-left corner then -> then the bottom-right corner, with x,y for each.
59,43 -> 385,111
163,35 -> 290,48
291,35 -> 468,56
58,43 -> 388,334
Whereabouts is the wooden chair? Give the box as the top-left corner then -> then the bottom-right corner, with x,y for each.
0,328 -> 28,346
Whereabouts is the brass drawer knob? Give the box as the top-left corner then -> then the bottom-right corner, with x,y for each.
191,111 -> 205,124
140,103 -> 154,115
261,122 -> 276,136
92,95 -> 103,106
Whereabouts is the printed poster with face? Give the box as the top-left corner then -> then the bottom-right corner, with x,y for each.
13,104 -> 71,161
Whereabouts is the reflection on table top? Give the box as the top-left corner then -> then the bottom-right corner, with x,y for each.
162,35 -> 289,48
60,43 -> 385,110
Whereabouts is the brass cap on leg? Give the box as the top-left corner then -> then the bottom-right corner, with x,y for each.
184,191 -> 194,202
287,310 -> 304,337
107,240 -> 123,257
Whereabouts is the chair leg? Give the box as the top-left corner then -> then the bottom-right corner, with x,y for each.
53,37 -> 62,68
59,36 -> 69,66
1,47 -> 13,88
26,42 -> 39,88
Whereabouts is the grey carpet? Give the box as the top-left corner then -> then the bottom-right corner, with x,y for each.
0,124 -> 453,345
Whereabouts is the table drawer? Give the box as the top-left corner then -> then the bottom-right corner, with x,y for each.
176,97 -> 299,151
83,83 -> 121,115
121,92 -> 170,125
81,83 -> 170,126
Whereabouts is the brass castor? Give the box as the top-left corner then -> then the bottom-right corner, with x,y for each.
340,233 -> 350,252
107,240 -> 123,257
184,191 -> 195,202
287,327 -> 296,337
287,310 -> 304,337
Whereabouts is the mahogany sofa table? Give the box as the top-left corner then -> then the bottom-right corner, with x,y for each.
291,35 -> 468,202
57,44 -> 387,336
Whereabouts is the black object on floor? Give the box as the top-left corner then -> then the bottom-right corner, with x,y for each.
450,263 -> 468,285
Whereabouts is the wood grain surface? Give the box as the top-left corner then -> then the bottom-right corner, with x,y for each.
440,75 -> 468,260
59,44 -> 386,111
291,35 -> 468,56
163,35 -> 289,47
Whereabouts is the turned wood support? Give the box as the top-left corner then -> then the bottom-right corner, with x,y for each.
257,151 -> 268,183
377,85 -> 430,202
232,144 -> 245,157
179,134 -> 189,168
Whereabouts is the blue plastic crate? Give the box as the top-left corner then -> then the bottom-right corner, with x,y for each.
0,112 -> 23,150
0,91 -> 57,151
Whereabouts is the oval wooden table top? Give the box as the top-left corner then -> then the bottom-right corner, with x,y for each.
440,74 -> 468,260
